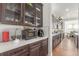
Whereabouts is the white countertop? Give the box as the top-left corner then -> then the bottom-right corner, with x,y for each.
0,36 -> 48,53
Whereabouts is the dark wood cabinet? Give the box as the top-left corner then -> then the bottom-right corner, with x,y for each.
40,39 -> 48,56
29,46 -> 40,56
23,3 -> 36,26
23,3 -> 43,27
0,38 -> 48,56
74,35 -> 79,48
0,3 -> 22,25
0,45 -> 29,56
29,41 -> 41,56
35,3 -> 43,27
60,33 -> 64,40
29,38 -> 48,56
52,33 -> 61,49
0,3 -> 43,27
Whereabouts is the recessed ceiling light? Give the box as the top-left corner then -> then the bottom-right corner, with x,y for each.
65,8 -> 69,12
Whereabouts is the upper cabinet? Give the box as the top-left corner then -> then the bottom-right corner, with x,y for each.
35,3 -> 43,27
0,3 -> 43,27
0,3 -> 22,25
23,3 -> 36,27
23,3 -> 43,27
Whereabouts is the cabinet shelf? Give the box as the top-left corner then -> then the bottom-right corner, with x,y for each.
25,15 -> 34,19
0,3 -> 22,25
36,17 -> 40,20
4,9 -> 20,23
0,3 -> 43,27
24,12 -> 34,18
24,20 -> 36,26
5,8 -> 21,15
23,3 -> 36,27
35,4 -> 43,27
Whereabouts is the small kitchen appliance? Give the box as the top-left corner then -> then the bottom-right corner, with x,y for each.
2,31 -> 9,42
38,29 -> 44,37
22,28 -> 37,40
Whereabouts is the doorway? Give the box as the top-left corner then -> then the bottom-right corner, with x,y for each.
52,3 -> 79,56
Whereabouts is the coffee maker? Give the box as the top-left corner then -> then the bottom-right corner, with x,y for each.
38,29 -> 44,37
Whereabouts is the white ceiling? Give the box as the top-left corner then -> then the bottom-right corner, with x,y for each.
51,3 -> 79,19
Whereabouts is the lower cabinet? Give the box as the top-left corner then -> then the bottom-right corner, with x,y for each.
52,34 -> 61,49
29,39 -> 48,56
60,33 -> 64,40
74,35 -> 79,48
29,41 -> 41,56
0,38 -> 48,56
0,45 -> 29,56
40,39 -> 48,56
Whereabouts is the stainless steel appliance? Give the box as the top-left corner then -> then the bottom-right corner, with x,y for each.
22,28 -> 37,40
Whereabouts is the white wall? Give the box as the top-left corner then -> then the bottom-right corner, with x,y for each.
0,24 -> 23,42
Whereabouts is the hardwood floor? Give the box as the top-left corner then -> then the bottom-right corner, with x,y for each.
53,37 -> 79,56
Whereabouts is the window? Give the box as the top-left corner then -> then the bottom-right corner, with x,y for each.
64,20 -> 78,33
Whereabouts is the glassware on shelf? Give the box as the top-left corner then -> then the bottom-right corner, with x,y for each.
11,17 -> 14,21
25,21 -> 28,23
25,12 -> 33,18
6,17 -> 10,21
36,7 -> 40,11
25,21 -> 32,24
36,17 -> 40,20
5,17 -> 12,21
6,4 -> 19,12
5,14 -> 14,21
36,22 -> 40,26
15,19 -> 19,22
24,20 -> 35,26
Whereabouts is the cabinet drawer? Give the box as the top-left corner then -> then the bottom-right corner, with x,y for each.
40,39 -> 48,56
29,41 -> 41,56
42,39 -> 48,46
29,45 -> 41,56
29,41 -> 41,48
13,49 -> 29,56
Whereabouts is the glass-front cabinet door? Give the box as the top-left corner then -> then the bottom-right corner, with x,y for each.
23,3 -> 36,26
35,3 -> 43,27
0,3 -> 43,26
1,3 -> 22,25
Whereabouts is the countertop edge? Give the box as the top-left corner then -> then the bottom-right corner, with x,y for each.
0,36 -> 48,53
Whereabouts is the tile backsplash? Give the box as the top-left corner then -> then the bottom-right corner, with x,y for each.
0,24 -> 24,42
0,24 -> 45,42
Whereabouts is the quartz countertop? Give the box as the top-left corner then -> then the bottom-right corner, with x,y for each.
0,36 -> 48,53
